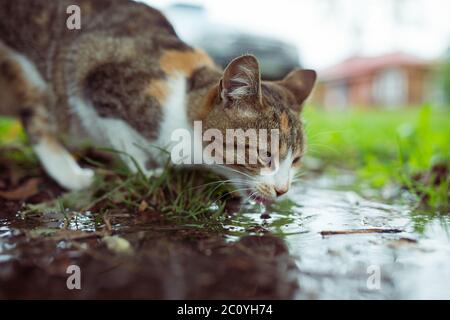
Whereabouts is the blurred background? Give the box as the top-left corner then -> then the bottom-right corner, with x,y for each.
143,0 -> 450,108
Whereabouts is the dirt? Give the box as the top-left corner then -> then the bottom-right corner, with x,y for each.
0,229 -> 297,299
0,152 -> 64,218
0,151 -> 298,299
2,148 -> 449,299
411,163 -> 450,205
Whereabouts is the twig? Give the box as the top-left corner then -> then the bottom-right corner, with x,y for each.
26,230 -> 106,242
320,228 -> 403,236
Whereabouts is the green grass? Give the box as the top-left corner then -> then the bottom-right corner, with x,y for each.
18,153 -> 233,233
0,127 -> 231,232
303,104 -> 450,209
1,104 -> 449,216
0,117 -> 25,144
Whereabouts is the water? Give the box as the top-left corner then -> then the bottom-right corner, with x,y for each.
1,175 -> 449,299
233,177 -> 450,299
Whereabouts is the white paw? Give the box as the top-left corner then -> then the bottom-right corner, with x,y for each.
33,142 -> 95,191
56,167 -> 95,191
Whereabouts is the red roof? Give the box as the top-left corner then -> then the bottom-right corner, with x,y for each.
320,52 -> 428,81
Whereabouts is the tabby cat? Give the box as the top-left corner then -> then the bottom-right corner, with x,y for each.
0,0 -> 316,203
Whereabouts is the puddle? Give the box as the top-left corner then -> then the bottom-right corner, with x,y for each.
233,178 -> 450,299
0,174 -> 449,299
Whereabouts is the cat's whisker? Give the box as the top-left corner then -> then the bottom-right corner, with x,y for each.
208,180 -> 250,197
307,143 -> 339,153
294,171 -> 306,178
246,191 -> 259,204
239,188 -> 259,204
212,187 -> 254,203
221,166 -> 256,181
306,129 -> 345,139
188,178 -> 247,191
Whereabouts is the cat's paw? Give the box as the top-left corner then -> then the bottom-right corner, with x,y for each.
56,167 -> 95,191
33,141 -> 95,191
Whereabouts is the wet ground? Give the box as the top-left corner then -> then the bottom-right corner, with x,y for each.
0,154 -> 298,299
239,176 -> 450,299
0,157 -> 449,299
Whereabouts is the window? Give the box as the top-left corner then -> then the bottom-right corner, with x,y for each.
325,81 -> 348,109
372,68 -> 407,107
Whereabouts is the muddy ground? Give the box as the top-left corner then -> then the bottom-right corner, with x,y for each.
2,148 -> 449,299
0,150 -> 298,299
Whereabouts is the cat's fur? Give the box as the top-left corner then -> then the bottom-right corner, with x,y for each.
0,0 -> 316,202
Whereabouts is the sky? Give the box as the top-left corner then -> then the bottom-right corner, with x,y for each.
141,0 -> 450,70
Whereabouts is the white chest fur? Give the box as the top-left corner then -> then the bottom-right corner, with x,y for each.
69,73 -> 192,175
154,74 -> 192,153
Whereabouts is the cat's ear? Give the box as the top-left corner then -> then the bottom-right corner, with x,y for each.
279,69 -> 316,112
220,55 -> 262,106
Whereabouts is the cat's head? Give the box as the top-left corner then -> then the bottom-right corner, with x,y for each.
201,54 -> 316,204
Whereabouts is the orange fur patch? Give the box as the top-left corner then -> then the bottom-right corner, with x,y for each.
160,48 -> 215,77
145,79 -> 168,104
280,112 -> 289,134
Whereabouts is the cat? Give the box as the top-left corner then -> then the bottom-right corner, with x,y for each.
0,0 -> 316,204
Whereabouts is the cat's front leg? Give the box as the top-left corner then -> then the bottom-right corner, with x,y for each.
0,43 -> 94,190
32,136 -> 95,190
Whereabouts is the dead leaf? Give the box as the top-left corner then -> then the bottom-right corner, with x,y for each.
0,178 -> 40,200
27,229 -> 104,241
139,200 -> 149,213
388,237 -> 418,248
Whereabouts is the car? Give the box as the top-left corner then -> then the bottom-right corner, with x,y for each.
162,3 -> 301,79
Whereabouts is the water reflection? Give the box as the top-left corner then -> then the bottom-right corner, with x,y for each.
233,178 -> 450,299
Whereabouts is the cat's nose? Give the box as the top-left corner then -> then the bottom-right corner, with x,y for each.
275,187 -> 288,197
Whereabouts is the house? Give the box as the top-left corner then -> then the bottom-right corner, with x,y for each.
314,52 -> 432,108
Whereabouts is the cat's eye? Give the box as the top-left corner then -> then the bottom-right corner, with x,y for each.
292,156 -> 301,165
